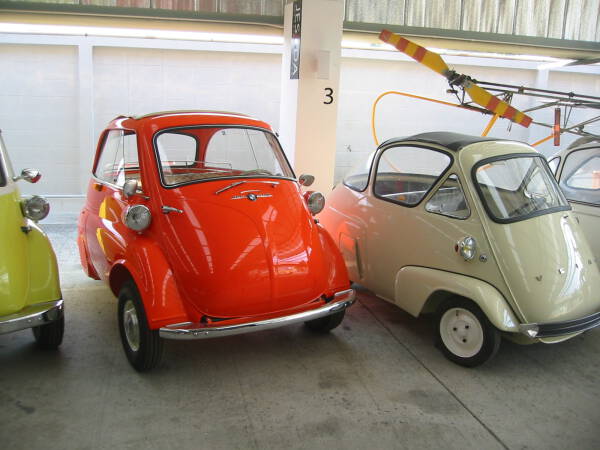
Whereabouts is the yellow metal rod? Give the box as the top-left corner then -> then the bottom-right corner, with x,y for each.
481,114 -> 499,136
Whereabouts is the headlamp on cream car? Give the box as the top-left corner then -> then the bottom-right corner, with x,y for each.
457,236 -> 477,261
22,195 -> 50,222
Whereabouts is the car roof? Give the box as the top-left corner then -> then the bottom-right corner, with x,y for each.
107,110 -> 272,131
379,131 -> 513,152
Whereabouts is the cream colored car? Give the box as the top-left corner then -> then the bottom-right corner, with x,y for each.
320,132 -> 600,367
548,139 -> 600,260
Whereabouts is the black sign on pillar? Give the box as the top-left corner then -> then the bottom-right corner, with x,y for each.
290,0 -> 302,79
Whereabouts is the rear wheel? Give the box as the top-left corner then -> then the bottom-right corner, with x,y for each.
32,316 -> 64,349
118,281 -> 163,372
436,298 -> 500,367
304,310 -> 345,333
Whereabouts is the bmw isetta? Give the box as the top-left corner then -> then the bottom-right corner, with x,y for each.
0,131 -> 64,348
320,132 -> 600,367
77,111 -> 354,371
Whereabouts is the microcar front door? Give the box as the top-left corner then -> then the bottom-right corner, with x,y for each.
0,135 -> 30,316
151,126 -> 328,318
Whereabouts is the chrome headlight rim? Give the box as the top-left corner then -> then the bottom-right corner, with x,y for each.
306,191 -> 325,215
458,236 -> 477,261
22,195 -> 50,222
123,204 -> 152,232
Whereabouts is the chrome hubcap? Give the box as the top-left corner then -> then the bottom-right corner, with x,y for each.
123,300 -> 140,352
440,307 -> 484,358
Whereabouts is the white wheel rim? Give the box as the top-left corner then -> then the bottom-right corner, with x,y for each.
440,307 -> 484,358
123,299 -> 140,352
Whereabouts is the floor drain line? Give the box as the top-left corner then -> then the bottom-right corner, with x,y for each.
360,300 -> 509,450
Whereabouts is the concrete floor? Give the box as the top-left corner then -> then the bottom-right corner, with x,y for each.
1,225 -> 599,450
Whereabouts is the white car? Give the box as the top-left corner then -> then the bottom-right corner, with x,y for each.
320,132 -> 600,367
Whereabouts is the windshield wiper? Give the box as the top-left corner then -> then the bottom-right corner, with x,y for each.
215,181 -> 247,195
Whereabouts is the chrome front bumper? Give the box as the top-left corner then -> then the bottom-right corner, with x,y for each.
160,289 -> 355,340
519,310 -> 600,338
0,299 -> 64,335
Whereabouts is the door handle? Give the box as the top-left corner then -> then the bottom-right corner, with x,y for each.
93,182 -> 104,192
162,205 -> 183,214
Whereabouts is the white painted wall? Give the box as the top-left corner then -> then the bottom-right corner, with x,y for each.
0,33 -> 598,222
0,44 -> 79,196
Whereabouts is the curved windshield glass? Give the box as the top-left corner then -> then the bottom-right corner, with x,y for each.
155,127 -> 294,186
474,155 -> 569,222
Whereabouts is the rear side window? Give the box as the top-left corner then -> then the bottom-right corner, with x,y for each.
559,148 -> 600,205
343,152 -> 374,192
94,130 -> 140,188
425,174 -> 470,219
374,146 -> 451,206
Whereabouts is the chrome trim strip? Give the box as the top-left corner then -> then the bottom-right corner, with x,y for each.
0,300 -> 64,335
160,290 -> 355,340
518,310 -> 600,338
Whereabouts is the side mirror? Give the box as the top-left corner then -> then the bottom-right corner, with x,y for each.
14,168 -> 41,184
122,179 -> 138,198
298,174 -> 315,187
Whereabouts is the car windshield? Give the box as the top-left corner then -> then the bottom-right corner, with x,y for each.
474,155 -> 569,222
155,127 -> 294,186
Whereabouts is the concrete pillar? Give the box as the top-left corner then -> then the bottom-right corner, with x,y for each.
278,0 -> 344,194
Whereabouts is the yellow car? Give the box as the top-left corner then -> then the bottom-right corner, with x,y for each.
0,131 -> 63,348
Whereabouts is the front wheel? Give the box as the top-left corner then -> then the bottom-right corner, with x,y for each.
32,316 -> 64,349
118,281 -> 163,372
436,298 -> 500,367
304,310 -> 345,333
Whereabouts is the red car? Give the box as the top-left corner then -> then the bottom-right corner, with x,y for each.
77,111 -> 354,371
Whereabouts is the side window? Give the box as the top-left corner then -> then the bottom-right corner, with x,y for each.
94,130 -> 140,188
374,146 -> 451,206
0,156 -> 5,187
116,132 -> 140,188
560,148 -> 600,205
547,157 -> 560,176
425,174 -> 470,219
343,152 -> 375,192
94,130 -> 121,183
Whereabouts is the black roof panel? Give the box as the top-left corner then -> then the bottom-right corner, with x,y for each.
380,131 -> 510,151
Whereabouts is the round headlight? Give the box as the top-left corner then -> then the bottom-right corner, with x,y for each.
124,205 -> 152,232
458,236 -> 477,261
305,191 -> 325,215
22,195 -> 50,222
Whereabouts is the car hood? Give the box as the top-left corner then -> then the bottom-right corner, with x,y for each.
485,211 -> 600,324
156,179 -> 334,318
